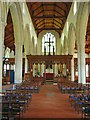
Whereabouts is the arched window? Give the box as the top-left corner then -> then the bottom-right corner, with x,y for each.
42,33 -> 56,55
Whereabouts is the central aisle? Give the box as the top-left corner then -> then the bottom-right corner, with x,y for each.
23,84 -> 81,118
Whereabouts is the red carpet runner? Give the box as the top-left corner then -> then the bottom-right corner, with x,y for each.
23,84 -> 81,118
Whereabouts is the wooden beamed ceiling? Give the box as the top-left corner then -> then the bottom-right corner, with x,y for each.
4,2 -> 90,54
26,2 -> 72,36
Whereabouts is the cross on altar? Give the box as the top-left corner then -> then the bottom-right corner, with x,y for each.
45,37 -> 54,55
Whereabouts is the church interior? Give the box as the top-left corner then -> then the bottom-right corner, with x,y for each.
0,1 -> 90,119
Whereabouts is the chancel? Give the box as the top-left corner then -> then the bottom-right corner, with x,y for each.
1,1 -> 90,119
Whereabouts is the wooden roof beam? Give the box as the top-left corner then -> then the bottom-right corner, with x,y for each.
34,9 -> 44,17
5,33 -> 14,40
35,28 -> 62,30
54,9 -> 66,18
35,19 -> 44,26
54,19 -> 63,26
32,15 -> 65,19
37,22 -> 45,28
55,4 -> 66,14
32,4 -> 42,14
5,38 -> 14,44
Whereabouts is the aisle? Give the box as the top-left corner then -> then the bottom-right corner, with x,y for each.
23,84 -> 81,118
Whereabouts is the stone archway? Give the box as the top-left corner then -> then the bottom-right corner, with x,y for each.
7,3 -> 24,83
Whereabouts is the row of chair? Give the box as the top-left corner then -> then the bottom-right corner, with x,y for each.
16,80 -> 42,93
58,80 -> 90,94
69,93 -> 90,118
1,79 -> 43,119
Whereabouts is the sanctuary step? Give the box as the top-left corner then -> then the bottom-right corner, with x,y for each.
45,79 -> 53,82
45,79 -> 53,85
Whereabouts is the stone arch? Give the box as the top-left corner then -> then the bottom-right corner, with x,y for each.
7,2 -> 24,45
5,3 -> 24,83
68,23 -> 76,55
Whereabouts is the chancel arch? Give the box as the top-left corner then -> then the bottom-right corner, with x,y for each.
38,30 -> 59,55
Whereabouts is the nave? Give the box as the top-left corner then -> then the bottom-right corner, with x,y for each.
2,79 -> 90,119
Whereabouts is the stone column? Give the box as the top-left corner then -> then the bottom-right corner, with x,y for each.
25,56 -> 28,73
0,20 -> 5,120
15,44 -> 22,83
77,46 -> 81,83
71,57 -> 74,81
80,46 -> 86,84
69,48 -> 74,82
55,63 -> 58,77
0,21 -> 5,92
52,63 -> 54,74
40,63 -> 42,76
33,63 -> 36,77
41,63 -> 44,77
38,63 -> 40,76
76,3 -> 88,84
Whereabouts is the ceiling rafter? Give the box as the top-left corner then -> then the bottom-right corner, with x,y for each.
32,4 -> 42,14
5,36 -> 14,43
32,15 -> 65,19
5,40 -> 14,45
5,37 -> 14,43
54,19 -> 63,26
55,4 -> 66,15
35,28 -> 62,30
5,33 -> 14,40
37,22 -> 45,28
53,22 -> 61,28
35,9 -> 44,17
54,9 -> 65,18
42,3 -> 45,29
35,19 -> 44,26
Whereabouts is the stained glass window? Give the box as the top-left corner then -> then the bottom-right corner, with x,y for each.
42,33 -> 56,55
